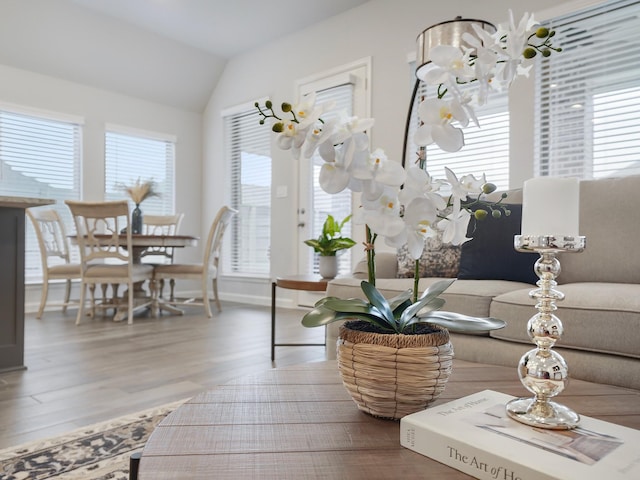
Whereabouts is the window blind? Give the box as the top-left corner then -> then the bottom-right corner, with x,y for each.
0,109 -> 81,283
310,84 -> 354,276
224,106 -> 271,276
405,75 -> 510,191
536,0 -> 640,179
104,129 -> 176,214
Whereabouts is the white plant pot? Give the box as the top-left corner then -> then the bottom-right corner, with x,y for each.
319,256 -> 338,279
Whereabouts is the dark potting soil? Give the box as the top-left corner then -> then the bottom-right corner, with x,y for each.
344,320 -> 441,336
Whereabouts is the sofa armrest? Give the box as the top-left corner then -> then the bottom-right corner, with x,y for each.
353,252 -> 398,279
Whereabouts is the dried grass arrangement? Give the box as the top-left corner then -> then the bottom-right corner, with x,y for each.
122,178 -> 159,205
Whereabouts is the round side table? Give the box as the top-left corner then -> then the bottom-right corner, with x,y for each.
271,275 -> 328,361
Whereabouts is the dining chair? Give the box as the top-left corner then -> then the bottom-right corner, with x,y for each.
65,200 -> 155,325
141,213 -> 184,300
26,208 -> 82,319
153,205 -> 237,317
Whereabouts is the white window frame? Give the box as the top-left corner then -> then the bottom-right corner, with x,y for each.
104,124 -> 177,215
222,100 -> 272,278
0,103 -> 83,283
535,0 -> 640,179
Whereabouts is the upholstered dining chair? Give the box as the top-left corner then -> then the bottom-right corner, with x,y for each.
65,200 -> 155,325
26,208 -> 82,319
141,213 -> 184,300
153,205 -> 237,317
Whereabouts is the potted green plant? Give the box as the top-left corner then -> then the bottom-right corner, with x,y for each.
304,214 -> 356,278
301,279 -> 505,419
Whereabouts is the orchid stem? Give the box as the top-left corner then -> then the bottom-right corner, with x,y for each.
366,226 -> 376,286
413,259 -> 420,303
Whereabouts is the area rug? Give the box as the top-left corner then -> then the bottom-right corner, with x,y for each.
0,399 -> 186,480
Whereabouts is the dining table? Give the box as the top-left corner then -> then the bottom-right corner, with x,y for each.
69,233 -> 198,320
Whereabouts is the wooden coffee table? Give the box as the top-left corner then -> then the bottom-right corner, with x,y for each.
138,360 -> 640,479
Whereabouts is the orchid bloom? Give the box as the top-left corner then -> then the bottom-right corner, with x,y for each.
414,98 -> 469,152
318,133 -> 368,194
398,166 -> 447,211
494,11 -> 537,86
350,148 -> 406,201
462,26 -> 501,104
331,112 -> 375,145
301,118 -> 336,159
445,167 -> 486,201
292,93 -> 323,127
419,45 -> 475,88
386,197 -> 439,259
357,187 -> 405,238
276,119 -> 309,157
439,200 -> 472,245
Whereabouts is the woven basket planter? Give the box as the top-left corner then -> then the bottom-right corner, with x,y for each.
337,321 -> 454,420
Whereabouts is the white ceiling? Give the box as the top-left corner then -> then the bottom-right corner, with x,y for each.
69,0 -> 370,58
0,0 -> 369,112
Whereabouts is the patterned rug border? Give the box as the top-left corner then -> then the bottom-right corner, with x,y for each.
0,398 -> 188,480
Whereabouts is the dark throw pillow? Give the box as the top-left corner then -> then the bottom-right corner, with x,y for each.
458,204 -> 538,284
397,231 -> 461,278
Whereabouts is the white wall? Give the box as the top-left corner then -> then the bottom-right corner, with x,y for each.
0,64 -> 203,311
203,0 -> 569,306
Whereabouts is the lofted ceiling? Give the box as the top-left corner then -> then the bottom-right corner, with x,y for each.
0,0 -> 370,112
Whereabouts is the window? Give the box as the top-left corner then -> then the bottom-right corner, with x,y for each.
223,104 -> 271,276
0,107 -> 81,283
405,71 -> 510,191
536,0 -> 640,179
104,126 -> 176,214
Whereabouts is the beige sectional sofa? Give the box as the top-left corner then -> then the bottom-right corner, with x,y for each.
325,175 -> 640,390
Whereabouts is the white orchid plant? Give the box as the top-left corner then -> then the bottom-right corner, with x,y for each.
414,11 -> 561,153
256,11 -> 560,334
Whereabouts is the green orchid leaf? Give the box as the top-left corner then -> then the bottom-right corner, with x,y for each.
399,294 -> 437,324
322,298 -> 377,314
360,281 -> 395,322
392,299 -> 413,318
388,289 -> 413,309
301,305 -> 397,332
418,279 -> 455,302
313,296 -> 343,307
418,311 -> 507,334
415,298 -> 446,315
301,305 -> 341,327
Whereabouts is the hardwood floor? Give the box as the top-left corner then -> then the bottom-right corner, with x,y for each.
0,302 -> 329,449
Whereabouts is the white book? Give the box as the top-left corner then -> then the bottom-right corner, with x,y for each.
400,390 -> 640,480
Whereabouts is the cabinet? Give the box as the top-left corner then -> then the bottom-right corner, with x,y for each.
0,197 -> 54,372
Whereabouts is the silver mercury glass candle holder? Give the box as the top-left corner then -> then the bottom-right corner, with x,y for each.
506,234 -> 586,430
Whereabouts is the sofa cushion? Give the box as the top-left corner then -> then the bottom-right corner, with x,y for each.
458,204 -> 538,284
396,232 -> 460,279
448,333 -> 640,390
489,282 -> 640,359
557,175 -> 640,285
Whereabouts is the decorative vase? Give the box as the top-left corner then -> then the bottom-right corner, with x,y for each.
337,321 -> 453,420
319,255 -> 338,279
131,204 -> 143,234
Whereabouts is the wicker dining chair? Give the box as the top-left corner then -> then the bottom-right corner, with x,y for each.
153,206 -> 237,317
65,200 -> 155,325
26,208 -> 82,319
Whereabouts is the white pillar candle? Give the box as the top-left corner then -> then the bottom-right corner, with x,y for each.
521,177 -> 580,237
